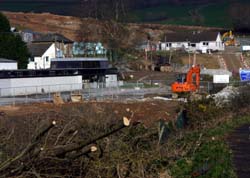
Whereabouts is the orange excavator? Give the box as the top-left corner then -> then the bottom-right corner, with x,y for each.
171,65 -> 200,96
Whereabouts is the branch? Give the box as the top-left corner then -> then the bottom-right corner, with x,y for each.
50,117 -> 131,158
0,120 -> 56,175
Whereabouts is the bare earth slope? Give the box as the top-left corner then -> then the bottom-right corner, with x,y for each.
3,11 -> 223,48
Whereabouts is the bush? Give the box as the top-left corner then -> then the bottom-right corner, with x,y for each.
229,85 -> 250,112
184,98 -> 222,129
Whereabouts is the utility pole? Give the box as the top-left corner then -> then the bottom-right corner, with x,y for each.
193,51 -> 196,66
169,49 -> 172,64
188,52 -> 191,67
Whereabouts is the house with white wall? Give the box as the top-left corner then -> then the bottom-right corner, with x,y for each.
27,33 -> 74,69
27,43 -> 63,69
159,31 -> 224,53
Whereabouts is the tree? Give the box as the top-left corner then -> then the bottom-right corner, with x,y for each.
80,0 -> 128,21
0,12 -> 10,32
0,12 -> 29,69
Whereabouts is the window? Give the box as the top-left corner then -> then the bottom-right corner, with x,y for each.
29,57 -> 34,62
169,43 -> 172,47
203,42 -> 209,46
45,56 -> 49,62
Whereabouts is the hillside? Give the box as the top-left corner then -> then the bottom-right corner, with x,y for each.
127,0 -> 250,28
3,11 -> 223,48
0,0 -> 249,27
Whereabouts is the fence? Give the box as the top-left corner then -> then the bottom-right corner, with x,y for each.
0,81 -> 169,106
0,83 -> 82,97
1,80 -> 246,106
0,83 -> 83,106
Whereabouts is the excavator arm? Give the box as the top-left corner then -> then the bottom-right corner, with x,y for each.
186,66 -> 200,88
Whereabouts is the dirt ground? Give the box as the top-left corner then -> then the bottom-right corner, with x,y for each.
180,54 -> 220,69
0,100 -> 180,127
123,70 -> 176,82
4,11 -> 222,45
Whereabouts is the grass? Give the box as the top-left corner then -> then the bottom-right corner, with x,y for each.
0,2 -> 76,15
199,3 -> 232,28
2,1 -> 250,28
168,111 -> 250,177
127,4 -> 197,24
0,3 -> 47,12
128,0 -> 250,28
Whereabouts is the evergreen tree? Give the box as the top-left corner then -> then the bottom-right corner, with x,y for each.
0,12 -> 29,69
0,12 -> 10,32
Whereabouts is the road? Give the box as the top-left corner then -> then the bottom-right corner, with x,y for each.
227,124 -> 250,178
221,47 -> 243,72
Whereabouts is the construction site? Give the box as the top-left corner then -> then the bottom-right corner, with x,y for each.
0,10 -> 250,178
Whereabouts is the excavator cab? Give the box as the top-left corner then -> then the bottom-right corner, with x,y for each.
176,74 -> 186,83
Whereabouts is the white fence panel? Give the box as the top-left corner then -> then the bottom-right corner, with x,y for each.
0,76 -> 82,97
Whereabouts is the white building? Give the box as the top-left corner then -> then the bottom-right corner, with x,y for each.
27,33 -> 73,69
0,58 -> 18,70
27,43 -> 63,69
159,31 -> 224,53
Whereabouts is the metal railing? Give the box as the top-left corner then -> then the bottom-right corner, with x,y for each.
1,80 -> 243,106
0,81 -> 168,106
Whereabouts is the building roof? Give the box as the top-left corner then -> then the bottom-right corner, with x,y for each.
28,43 -> 53,57
0,58 -> 17,63
22,29 -> 42,35
33,33 -> 73,44
51,58 -> 108,62
162,31 -> 220,43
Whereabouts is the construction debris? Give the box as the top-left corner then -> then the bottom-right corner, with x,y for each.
53,93 -> 64,105
153,96 -> 187,102
70,93 -> 83,103
210,86 -> 239,106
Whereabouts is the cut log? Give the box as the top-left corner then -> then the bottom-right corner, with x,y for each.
66,145 -> 98,159
123,117 -> 130,127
